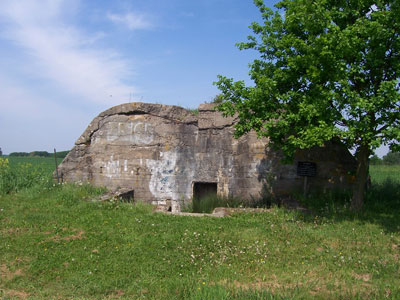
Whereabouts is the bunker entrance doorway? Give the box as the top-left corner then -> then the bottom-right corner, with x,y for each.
119,190 -> 134,203
193,182 -> 217,211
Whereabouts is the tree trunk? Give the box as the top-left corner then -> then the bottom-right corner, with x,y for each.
351,145 -> 370,211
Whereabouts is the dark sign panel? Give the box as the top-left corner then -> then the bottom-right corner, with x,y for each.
297,161 -> 317,177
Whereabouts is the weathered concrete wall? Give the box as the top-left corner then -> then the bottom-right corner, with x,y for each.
58,102 -> 355,209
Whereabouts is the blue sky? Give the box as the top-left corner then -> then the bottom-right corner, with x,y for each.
0,0 -> 389,156
0,0 -> 272,154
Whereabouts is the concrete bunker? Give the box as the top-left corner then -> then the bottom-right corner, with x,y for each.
57,102 -> 356,210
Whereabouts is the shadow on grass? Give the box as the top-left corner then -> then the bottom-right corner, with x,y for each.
190,192 -> 278,214
297,179 -> 400,233
191,195 -> 245,214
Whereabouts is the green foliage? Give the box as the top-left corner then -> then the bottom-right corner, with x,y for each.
187,108 -> 199,115
382,151 -> 400,165
9,152 -> 30,157
56,150 -> 70,159
29,151 -> 50,157
365,178 -> 400,212
8,150 -> 70,158
216,0 -> 400,153
215,0 -> 400,210
369,154 -> 382,165
300,165 -> 400,213
372,152 -> 400,165
212,94 -> 225,104
298,189 -> 353,215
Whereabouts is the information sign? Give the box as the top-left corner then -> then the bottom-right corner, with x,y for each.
297,161 -> 317,177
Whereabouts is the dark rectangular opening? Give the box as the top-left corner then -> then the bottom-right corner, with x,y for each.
119,190 -> 134,203
193,182 -> 217,202
192,182 -> 218,213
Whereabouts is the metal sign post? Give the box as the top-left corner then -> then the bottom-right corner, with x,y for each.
54,148 -> 60,184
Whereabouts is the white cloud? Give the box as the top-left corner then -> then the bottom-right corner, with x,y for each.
0,0 -> 137,106
107,12 -> 153,31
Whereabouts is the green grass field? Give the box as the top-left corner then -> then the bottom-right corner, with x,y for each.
0,157 -> 399,299
370,165 -> 400,184
7,156 -> 59,173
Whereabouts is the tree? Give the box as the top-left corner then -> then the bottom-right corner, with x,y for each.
382,151 -> 400,165
9,152 -> 29,157
212,94 -> 225,104
369,154 -> 382,165
29,151 -> 50,157
215,0 -> 400,210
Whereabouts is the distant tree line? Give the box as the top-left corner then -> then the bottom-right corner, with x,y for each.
9,151 -> 70,159
370,152 -> 400,165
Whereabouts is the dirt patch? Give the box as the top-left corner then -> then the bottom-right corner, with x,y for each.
353,273 -> 371,282
386,288 -> 392,298
2,289 -> 30,299
59,230 -> 85,242
41,229 -> 86,243
1,227 -> 28,236
219,271 -> 375,299
225,275 -> 289,292
0,264 -> 24,281
108,290 -> 125,298
233,279 -> 282,291
327,239 -> 340,249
